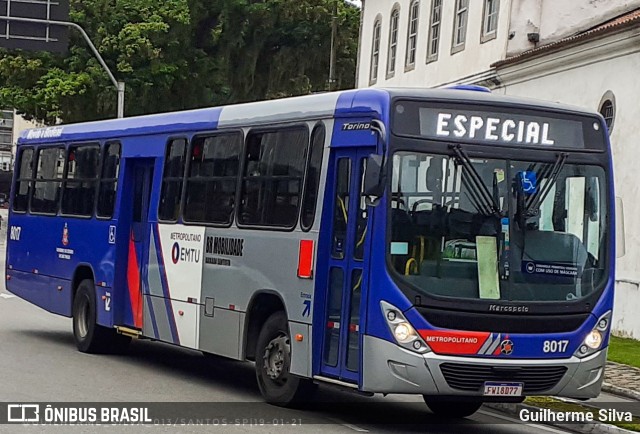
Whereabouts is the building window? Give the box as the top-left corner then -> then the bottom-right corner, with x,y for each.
426,0 -> 442,62
387,6 -> 400,77
451,0 -> 469,53
405,1 -> 420,69
370,18 -> 382,84
598,91 -> 616,135
481,0 -> 499,43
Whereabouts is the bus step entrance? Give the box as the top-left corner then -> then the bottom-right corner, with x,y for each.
115,326 -> 143,338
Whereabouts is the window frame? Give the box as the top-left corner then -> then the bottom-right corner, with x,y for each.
235,124 -> 310,232
96,141 -> 122,220
181,130 -> 244,228
426,0 -> 442,63
481,0 -> 499,43
157,136 -> 189,224
29,144 -> 66,216
451,0 -> 469,54
12,146 -> 35,214
60,142 -> 101,219
405,0 -> 420,70
369,16 -> 382,85
386,4 -> 401,79
300,122 -> 326,232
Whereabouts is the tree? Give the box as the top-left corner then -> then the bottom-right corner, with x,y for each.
0,0 -> 360,124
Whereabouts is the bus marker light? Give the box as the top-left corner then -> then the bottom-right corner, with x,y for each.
297,240 -> 314,279
188,297 -> 197,304
229,304 -> 235,310
57,286 -> 63,291
5,275 -> 10,281
295,334 -> 304,342
178,310 -> 184,316
102,295 -> 107,300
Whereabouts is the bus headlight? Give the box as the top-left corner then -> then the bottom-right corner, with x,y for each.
584,330 -> 602,349
574,310 -> 611,358
380,300 -> 430,354
394,322 -> 413,343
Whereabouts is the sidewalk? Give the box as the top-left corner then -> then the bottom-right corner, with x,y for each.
604,361 -> 640,401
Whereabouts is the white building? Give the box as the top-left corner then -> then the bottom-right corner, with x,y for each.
357,0 -> 640,339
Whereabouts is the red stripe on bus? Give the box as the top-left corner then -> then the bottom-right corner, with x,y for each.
127,235 -> 143,328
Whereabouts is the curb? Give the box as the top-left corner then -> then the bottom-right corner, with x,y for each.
603,383 -> 640,402
485,402 -> 636,434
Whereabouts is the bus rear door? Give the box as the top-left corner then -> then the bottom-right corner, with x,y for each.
318,147 -> 374,384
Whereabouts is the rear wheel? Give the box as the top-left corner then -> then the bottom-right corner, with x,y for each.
423,397 -> 482,418
72,279 -> 130,353
255,311 -> 315,406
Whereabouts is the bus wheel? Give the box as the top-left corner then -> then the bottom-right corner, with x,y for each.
255,311 -> 315,406
72,279 -> 130,354
423,397 -> 482,418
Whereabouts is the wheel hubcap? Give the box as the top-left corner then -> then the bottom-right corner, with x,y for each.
262,333 -> 290,383
76,296 -> 89,338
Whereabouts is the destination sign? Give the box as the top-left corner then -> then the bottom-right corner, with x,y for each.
392,101 -> 606,150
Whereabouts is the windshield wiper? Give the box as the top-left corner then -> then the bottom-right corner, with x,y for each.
451,144 -> 502,217
525,152 -> 568,217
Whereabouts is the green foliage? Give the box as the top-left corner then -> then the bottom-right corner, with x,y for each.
608,335 -> 640,369
0,0 -> 360,123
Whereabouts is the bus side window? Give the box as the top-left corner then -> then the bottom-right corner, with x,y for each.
301,124 -> 325,231
184,133 -> 241,225
158,138 -> 187,222
97,142 -> 121,218
31,147 -> 65,215
61,144 -> 100,217
12,148 -> 34,212
239,127 -> 308,228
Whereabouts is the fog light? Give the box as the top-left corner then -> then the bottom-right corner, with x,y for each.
387,311 -> 397,321
598,319 -> 608,330
394,323 -> 412,343
413,341 -> 422,350
585,330 -> 602,349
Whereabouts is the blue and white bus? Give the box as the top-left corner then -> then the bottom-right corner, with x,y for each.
6,87 -> 616,417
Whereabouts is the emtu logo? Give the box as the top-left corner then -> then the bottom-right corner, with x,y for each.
8,404 -> 40,422
171,242 -> 180,264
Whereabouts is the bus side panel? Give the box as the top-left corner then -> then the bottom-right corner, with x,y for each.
6,212 -> 117,318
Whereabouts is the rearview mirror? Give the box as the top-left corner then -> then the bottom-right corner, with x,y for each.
364,154 -> 384,206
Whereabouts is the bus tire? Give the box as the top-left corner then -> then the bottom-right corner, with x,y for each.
255,311 -> 315,406
72,279 -> 129,354
423,397 -> 482,418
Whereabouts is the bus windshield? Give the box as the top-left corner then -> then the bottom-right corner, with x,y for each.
389,150 -> 608,303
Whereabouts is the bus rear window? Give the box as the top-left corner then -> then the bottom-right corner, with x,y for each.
31,147 -> 65,215
12,148 -> 34,212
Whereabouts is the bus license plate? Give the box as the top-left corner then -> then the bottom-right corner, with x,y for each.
483,382 -> 523,396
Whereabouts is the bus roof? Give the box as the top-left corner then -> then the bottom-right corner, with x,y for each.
17,87 -> 600,145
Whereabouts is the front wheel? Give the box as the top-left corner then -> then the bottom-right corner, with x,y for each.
255,311 -> 315,406
423,397 -> 482,418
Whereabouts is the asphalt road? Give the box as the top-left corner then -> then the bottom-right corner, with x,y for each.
0,220 -> 574,434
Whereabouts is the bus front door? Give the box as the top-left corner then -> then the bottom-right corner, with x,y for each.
318,147 -> 374,384
124,159 -> 154,330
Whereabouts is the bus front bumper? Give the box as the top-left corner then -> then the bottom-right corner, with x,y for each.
361,335 -> 606,400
